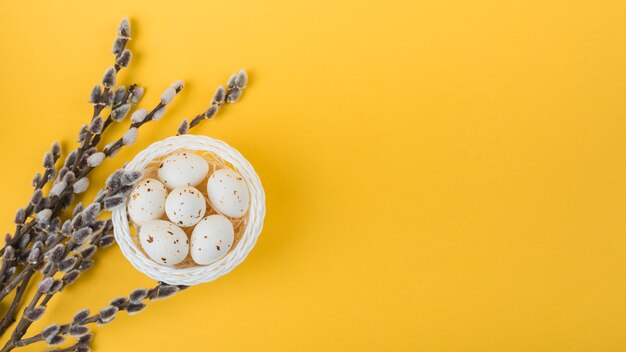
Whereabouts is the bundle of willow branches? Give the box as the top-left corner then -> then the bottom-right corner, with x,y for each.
0,18 -> 247,351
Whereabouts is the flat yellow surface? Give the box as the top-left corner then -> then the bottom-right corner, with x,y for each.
1,0 -> 626,351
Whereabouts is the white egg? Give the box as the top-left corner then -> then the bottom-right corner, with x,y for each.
157,151 -> 209,189
206,169 -> 250,218
139,220 -> 189,266
165,186 -> 206,227
190,215 -> 234,265
127,178 -> 168,226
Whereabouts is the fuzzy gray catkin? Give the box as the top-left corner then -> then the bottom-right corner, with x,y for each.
117,18 -> 131,38
131,108 -> 148,123
101,67 -> 116,88
130,87 -> 144,104
73,178 -> 90,194
112,104 -> 131,121
152,105 -> 166,121
160,87 -> 177,105
87,152 -> 105,167
116,49 -> 132,68
122,128 -> 138,146
177,120 -> 189,135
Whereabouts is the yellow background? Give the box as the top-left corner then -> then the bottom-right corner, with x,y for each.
1,0 -> 626,351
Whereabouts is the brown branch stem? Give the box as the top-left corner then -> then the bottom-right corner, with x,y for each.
0,271 -> 34,337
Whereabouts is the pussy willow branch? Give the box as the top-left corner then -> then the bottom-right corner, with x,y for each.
0,85 -> 184,338
88,84 -> 138,148
0,21 -> 135,258
2,69 -> 247,350
71,25 -> 132,177
1,69 -> 245,349
0,17 -> 249,352
0,19 -> 141,306
0,199 -> 116,337
2,184 -> 128,349
1,153 -> 59,256
0,272 -> 33,335
176,69 -> 248,136
0,18 -> 142,337
13,283 -> 186,350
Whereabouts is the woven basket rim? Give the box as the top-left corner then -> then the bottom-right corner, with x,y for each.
112,134 -> 265,286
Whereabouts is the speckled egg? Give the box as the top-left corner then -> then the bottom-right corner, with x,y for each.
190,214 -> 234,265
139,220 -> 188,266
165,186 -> 206,227
127,178 -> 168,226
206,169 -> 250,218
157,151 -> 209,189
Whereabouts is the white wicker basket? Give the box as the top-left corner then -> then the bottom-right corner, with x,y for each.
112,135 -> 265,286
